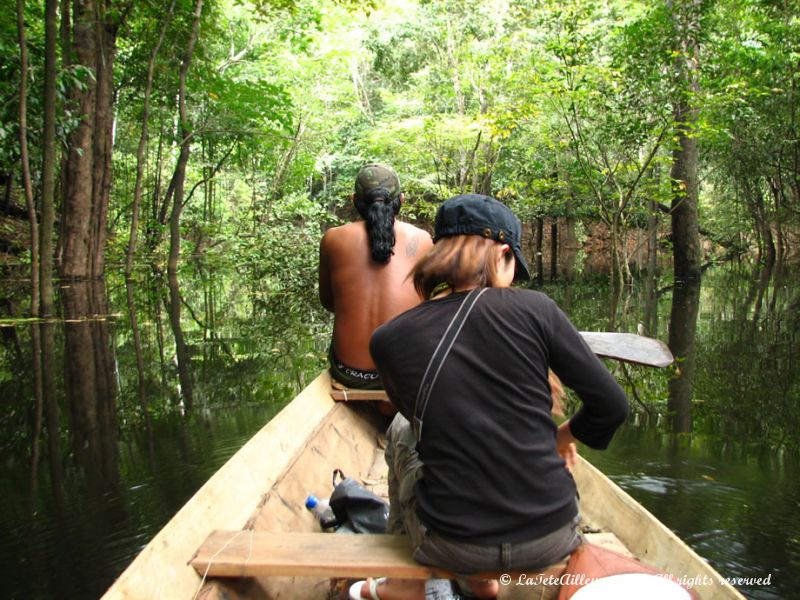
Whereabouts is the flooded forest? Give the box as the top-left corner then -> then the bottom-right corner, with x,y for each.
1,0 -> 799,598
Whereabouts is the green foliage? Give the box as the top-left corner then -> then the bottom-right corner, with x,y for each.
234,191 -> 327,300
5,0 -> 799,277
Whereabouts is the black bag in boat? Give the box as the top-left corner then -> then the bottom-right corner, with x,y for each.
329,468 -> 389,534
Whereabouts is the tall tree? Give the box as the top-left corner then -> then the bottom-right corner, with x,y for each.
167,0 -> 204,275
40,0 -> 57,315
668,0 -> 704,280
61,0 -> 127,279
17,0 -> 39,313
125,0 -> 177,278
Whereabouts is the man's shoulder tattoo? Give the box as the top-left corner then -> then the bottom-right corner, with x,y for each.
405,235 -> 420,257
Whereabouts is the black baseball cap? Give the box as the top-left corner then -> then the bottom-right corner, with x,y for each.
434,194 -> 531,281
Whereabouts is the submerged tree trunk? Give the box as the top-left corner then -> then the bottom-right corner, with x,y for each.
17,19 -> 51,495
754,185 -> 776,265
667,278 -> 701,433
167,273 -> 193,410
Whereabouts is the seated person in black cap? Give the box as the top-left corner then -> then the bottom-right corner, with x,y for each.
349,194 -> 629,600
319,163 -> 433,390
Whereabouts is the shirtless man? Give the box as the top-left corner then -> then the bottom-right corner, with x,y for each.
319,164 -> 433,389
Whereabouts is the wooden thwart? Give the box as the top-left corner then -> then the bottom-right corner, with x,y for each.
191,531 -> 567,580
329,388 -> 389,402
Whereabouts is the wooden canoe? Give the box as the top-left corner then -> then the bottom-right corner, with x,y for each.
102,371 -> 744,599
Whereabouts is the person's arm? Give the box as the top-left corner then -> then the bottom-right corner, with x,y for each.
546,299 -> 629,449
318,232 -> 334,312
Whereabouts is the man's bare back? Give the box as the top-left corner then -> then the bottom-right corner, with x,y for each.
319,219 -> 433,371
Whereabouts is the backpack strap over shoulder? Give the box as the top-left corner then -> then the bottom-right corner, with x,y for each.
412,287 -> 487,442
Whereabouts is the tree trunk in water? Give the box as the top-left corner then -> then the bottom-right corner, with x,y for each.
667,278 -> 701,433
167,0 -> 204,275
40,0 -> 58,316
167,272 -> 193,410
669,0 -> 702,281
126,0 -> 176,277
754,186 -> 776,265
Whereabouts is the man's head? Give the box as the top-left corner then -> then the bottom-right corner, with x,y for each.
353,163 -> 403,263
354,163 -> 401,204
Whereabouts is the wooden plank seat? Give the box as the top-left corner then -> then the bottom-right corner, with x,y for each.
191,531 -> 568,581
329,380 -> 390,402
329,388 -> 390,402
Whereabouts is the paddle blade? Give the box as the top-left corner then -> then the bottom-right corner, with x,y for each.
579,332 -> 674,368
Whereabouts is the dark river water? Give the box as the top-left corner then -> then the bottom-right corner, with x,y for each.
0,260 -> 797,599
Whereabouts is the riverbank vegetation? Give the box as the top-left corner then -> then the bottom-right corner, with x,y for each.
2,0 -> 798,313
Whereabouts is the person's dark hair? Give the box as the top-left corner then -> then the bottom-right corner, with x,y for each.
354,187 -> 401,263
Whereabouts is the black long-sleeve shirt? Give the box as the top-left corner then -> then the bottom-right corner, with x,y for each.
370,288 -> 629,544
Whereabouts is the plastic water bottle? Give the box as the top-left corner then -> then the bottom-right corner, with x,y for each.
305,495 -> 338,529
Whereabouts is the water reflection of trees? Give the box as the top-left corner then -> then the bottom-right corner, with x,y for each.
111,265 -> 328,421
694,262 -> 799,450
667,278 -> 701,434
543,263 -> 798,450
61,281 -> 120,488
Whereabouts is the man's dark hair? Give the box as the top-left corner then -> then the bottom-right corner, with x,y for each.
354,187 -> 401,263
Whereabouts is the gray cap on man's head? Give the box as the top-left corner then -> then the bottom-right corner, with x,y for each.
355,164 -> 401,201
434,193 -> 531,281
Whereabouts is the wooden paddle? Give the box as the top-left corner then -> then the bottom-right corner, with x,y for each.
579,332 -> 673,368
